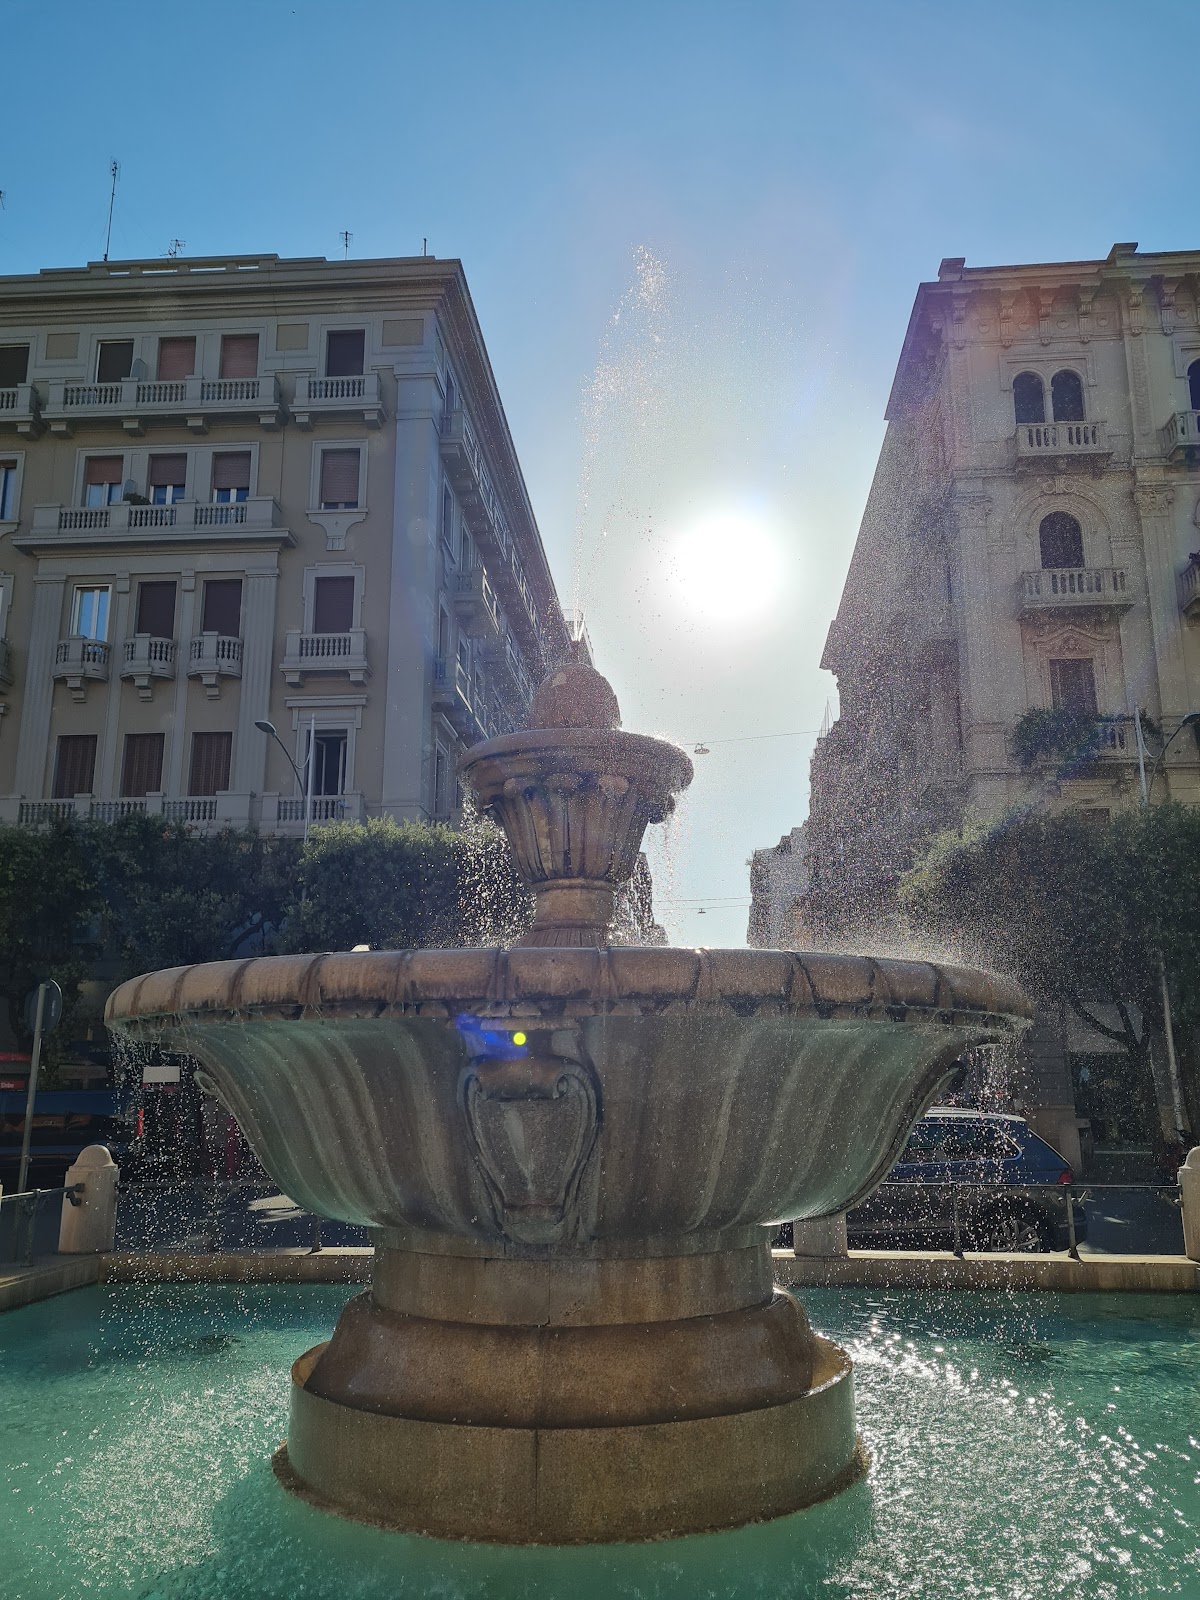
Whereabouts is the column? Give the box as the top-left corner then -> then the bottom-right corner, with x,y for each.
233,569 -> 279,794
1133,485 -> 1192,720
13,575 -> 66,797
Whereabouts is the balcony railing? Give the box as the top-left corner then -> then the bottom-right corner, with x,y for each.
1013,418 -> 1111,466
163,797 -> 218,824
0,383 -> 42,436
28,498 -> 283,545
280,629 -> 370,687
454,566 -> 502,638
188,633 -> 243,698
42,374 -> 283,433
432,657 -> 485,740
1162,410 -> 1200,462
292,372 -> 382,428
52,637 -> 111,700
120,635 -> 177,699
8,792 -> 256,831
1180,560 -> 1200,620
1019,567 -> 1132,616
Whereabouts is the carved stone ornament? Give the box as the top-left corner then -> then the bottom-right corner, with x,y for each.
460,1028 -> 600,1245
1134,485 -> 1174,519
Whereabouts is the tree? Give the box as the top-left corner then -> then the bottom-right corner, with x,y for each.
0,820 -> 100,1049
900,805 -> 1200,1148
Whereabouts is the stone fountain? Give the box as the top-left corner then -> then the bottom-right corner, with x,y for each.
105,658 -> 1029,1545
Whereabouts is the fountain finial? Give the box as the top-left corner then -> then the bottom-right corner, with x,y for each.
528,656 -> 622,731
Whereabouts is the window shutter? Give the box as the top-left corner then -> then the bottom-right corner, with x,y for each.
211,451 -> 251,493
189,732 -> 232,797
325,330 -> 365,377
148,454 -> 187,490
0,345 -> 29,386
219,334 -> 259,379
84,456 -> 123,487
319,449 -> 359,506
135,581 -> 177,637
156,337 -> 196,380
201,579 -> 242,635
312,574 -> 355,633
120,733 -> 165,798
52,735 -> 97,799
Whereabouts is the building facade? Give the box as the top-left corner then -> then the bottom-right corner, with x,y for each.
780,244 -> 1200,1164
0,253 -> 571,832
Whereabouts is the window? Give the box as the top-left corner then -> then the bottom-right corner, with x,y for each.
156,337 -> 195,380
1039,512 -> 1084,570
312,574 -> 355,633
1050,658 -> 1098,715
305,729 -> 347,796
83,455 -> 124,507
445,371 -> 457,415
0,459 -> 17,520
1051,369 -> 1085,423
1013,371 -> 1045,425
0,345 -> 29,387
318,448 -> 360,510
71,586 -> 110,640
457,636 -> 470,675
189,732 -> 232,797
460,529 -> 473,571
211,451 -> 251,503
438,607 -> 451,662
121,732 -> 165,798
1189,358 -> 1200,413
219,334 -> 259,379
135,580 -> 176,638
201,579 -> 242,635
148,453 -> 187,505
325,329 -> 365,377
441,483 -> 454,549
52,735 -> 96,800
96,340 -> 134,383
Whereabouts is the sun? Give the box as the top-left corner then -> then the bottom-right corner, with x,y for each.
667,509 -> 786,623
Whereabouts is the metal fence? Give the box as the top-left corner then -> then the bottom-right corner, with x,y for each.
114,1179 -> 370,1255
0,1185 -> 81,1266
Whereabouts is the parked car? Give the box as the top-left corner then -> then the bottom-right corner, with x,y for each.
776,1108 -> 1085,1253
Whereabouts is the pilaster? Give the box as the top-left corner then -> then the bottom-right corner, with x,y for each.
166,571 -> 198,797
233,570 -> 279,794
14,575 -> 66,796
1133,483 -> 1193,719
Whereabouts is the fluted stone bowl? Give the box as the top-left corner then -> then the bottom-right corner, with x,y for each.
106,947 -> 1030,1251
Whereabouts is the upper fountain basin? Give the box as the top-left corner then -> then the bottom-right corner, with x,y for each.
107,947 -> 1029,1252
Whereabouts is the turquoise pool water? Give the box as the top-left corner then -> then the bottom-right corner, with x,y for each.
1,1284 -> 1197,1599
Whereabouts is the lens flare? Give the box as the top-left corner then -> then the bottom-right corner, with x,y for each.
668,509 -> 787,623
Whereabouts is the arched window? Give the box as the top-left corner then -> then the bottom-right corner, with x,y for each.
1051,370 -> 1085,422
1013,371 -> 1045,425
1188,357 -> 1200,413
1039,512 -> 1084,570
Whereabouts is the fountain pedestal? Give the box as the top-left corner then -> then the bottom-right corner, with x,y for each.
280,1236 -> 862,1543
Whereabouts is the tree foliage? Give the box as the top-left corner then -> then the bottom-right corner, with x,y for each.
901,804 -> 1200,1139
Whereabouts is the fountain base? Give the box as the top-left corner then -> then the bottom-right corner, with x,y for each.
274,1242 -> 866,1543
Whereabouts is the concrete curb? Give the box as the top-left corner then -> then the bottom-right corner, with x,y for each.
0,1255 -> 102,1313
99,1248 -> 374,1285
774,1249 -> 1199,1293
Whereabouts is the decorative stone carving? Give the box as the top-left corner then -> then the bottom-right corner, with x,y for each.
1134,485 -> 1175,519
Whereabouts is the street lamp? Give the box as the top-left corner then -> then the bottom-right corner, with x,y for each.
1145,710 -> 1200,801
255,717 -> 315,843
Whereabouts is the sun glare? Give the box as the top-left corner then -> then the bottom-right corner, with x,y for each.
668,510 -> 786,624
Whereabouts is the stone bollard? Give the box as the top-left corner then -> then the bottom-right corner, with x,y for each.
1181,1148 -> 1200,1263
790,1214 -> 848,1258
59,1145 -> 119,1254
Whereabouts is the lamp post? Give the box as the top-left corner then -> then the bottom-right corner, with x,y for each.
255,717 -> 314,844
1132,709 -> 1199,1144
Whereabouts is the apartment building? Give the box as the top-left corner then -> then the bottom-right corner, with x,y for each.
766,244 -> 1200,1163
0,252 -> 571,832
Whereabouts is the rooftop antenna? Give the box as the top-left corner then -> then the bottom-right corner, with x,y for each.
422,237 -> 428,256
166,239 -> 185,258
340,229 -> 352,260
103,160 -> 119,261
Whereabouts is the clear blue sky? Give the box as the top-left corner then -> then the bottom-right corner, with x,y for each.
2,1 -> 1195,945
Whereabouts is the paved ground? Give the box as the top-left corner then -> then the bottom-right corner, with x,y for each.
1078,1187 -> 1184,1255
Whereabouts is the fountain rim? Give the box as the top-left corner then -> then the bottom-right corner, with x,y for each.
105,947 -> 1032,1032
457,724 -> 694,779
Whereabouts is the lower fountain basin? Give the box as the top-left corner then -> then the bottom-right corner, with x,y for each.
105,945 -> 1028,1542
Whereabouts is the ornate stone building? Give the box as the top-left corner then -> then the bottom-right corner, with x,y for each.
0,252 -> 573,833
794,244 -> 1200,1163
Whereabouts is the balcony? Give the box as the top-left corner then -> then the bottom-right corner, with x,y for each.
1180,561 -> 1200,621
432,657 -> 483,741
454,566 -> 502,639
280,629 -> 370,687
120,635 -> 177,699
188,633 -> 243,698
1013,418 -> 1111,469
261,791 -> 368,832
292,372 -> 383,428
479,633 -> 534,706
53,637 -> 111,700
24,497 -> 287,551
1162,410 -> 1200,463
1019,567 -> 1133,618
42,374 -> 283,434
0,383 -> 42,437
